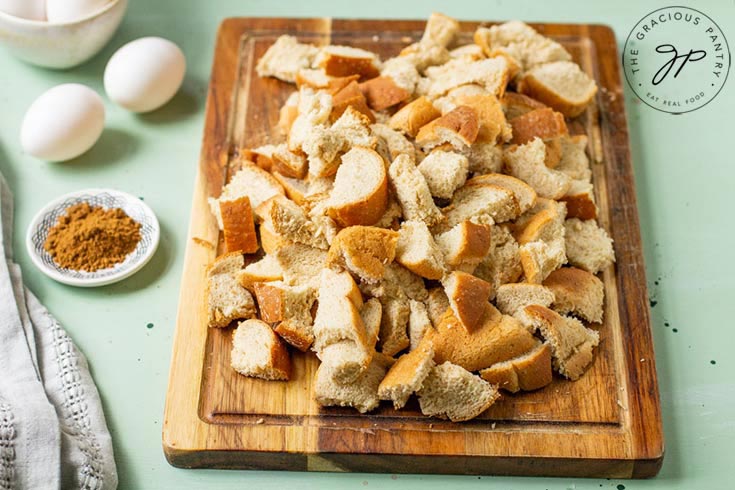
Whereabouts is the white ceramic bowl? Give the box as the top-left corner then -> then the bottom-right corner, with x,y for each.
26,188 -> 160,287
0,0 -> 127,69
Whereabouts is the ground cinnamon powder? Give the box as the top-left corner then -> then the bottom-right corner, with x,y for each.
44,203 -> 142,272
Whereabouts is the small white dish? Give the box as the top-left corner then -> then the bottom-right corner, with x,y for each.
0,0 -> 127,69
26,188 -> 159,287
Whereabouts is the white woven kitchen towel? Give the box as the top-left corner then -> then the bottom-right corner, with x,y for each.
0,172 -> 118,490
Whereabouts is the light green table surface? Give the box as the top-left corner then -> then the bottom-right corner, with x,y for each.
1,0 -> 733,488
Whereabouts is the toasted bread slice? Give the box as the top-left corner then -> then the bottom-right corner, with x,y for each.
418,361 -> 500,421
544,266 -> 604,323
388,154 -> 444,227
220,196 -> 258,254
435,220 -> 492,270
207,253 -> 257,328
317,45 -> 381,80
564,218 -> 615,274
417,150 -> 469,199
442,271 -> 494,333
326,226 -> 399,283
560,179 -> 598,220
359,76 -> 411,111
395,220 -> 446,280
378,340 -> 435,409
327,147 -> 388,227
453,93 -> 512,144
256,35 -> 319,83
518,61 -> 597,117
231,319 -> 291,381
466,173 -> 537,214
433,304 -> 537,372
415,105 -> 480,151
389,96 -> 442,137
523,305 -> 599,380
480,341 -> 552,392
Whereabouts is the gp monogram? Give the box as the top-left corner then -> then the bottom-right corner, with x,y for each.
623,6 -> 730,114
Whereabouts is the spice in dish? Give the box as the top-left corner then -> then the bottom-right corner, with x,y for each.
44,202 -> 142,272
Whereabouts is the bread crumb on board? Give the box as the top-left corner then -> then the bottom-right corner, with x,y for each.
205,12 -> 612,423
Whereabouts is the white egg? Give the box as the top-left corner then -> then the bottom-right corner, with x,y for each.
21,84 -> 105,162
0,0 -> 46,21
104,37 -> 186,113
46,0 -> 110,24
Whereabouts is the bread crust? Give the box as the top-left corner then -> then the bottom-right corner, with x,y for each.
220,196 -> 258,254
543,266 -> 604,323
327,148 -> 389,227
444,271 -> 494,332
517,65 -> 597,118
319,50 -> 380,80
416,105 -> 480,150
500,91 -> 547,120
359,76 -> 411,111
509,107 -> 568,145
389,96 -> 441,137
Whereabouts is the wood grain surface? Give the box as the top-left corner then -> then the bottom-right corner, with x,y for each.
162,17 -> 664,477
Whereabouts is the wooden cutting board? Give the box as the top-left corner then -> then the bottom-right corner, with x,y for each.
162,17 -> 664,478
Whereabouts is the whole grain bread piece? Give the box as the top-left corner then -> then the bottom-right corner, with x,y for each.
453,93 -> 512,144
219,196 -> 258,254
238,255 -> 284,289
432,304 -> 538,372
207,252 -> 257,328
274,243 -> 327,288
424,287 -> 450,327
435,221 -> 492,271
395,220 -> 446,280
509,107 -> 568,146
327,147 -> 388,227
371,123 -> 417,163
543,266 -> 604,323
417,150 -> 469,199
316,45 -> 381,80
442,271 -> 494,333
523,305 -> 599,380
473,224 -> 523,292
560,179 -> 597,220
388,154 -> 444,227
504,137 -> 572,200
378,339 -> 436,409
314,351 -> 395,413
256,35 -> 320,83
418,361 -> 500,422
495,282 -> 555,328
231,319 -> 292,381
501,91 -> 548,120
479,341 -> 552,392
209,161 -> 285,228
408,299 -> 435,351
389,96 -> 442,137
312,269 -> 369,353
517,61 -> 598,117
473,21 -> 571,73
252,281 -> 317,351
556,134 -> 592,182
466,174 -> 537,215
359,76 -> 411,111
438,183 -> 520,232
361,298 -> 382,349
419,56 -> 512,99
465,142 -> 504,175
564,218 -> 615,274
415,105 -> 480,152
519,237 -> 567,284
326,226 -> 399,283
